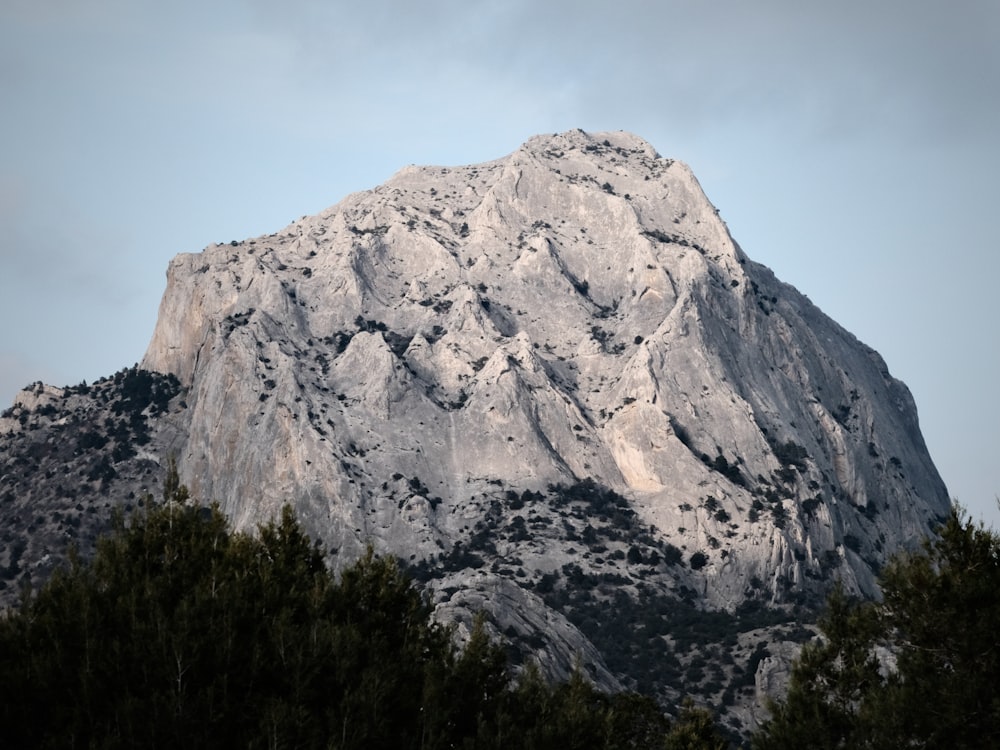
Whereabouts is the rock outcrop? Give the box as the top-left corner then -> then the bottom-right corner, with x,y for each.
1,129 -> 950,737
144,129 -> 947,597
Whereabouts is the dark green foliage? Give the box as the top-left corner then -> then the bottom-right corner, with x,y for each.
354,315 -> 388,333
111,365 -> 181,416
1,539 -> 25,579
384,329 -> 414,357
325,331 -> 354,353
590,325 -> 625,354
800,496 -> 822,515
77,429 -> 109,451
769,503 -> 787,529
549,479 -> 638,533
664,699 -> 728,750
540,574 -> 801,702
752,584 -> 886,750
642,229 -> 675,244
754,508 -> 1000,750
661,542 -> 684,566
769,440 -> 807,472
0,483 -> 721,749
0,497 -> 450,749
705,455 -> 747,487
486,666 -> 674,750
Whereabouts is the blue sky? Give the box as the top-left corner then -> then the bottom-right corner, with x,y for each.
2,1 -> 998,526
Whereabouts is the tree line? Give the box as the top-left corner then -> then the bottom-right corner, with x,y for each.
754,506 -> 1000,749
2,466 -> 996,749
0,477 -> 726,749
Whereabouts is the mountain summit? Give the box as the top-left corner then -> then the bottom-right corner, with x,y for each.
1,129 -> 949,732
143,129 -> 947,595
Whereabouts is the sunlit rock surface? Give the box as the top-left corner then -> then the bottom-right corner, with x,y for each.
2,130 -> 949,738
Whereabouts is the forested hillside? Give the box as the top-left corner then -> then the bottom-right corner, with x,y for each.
0,477 -> 727,750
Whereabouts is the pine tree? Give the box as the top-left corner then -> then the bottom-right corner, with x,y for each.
754,507 -> 1000,749
0,467 -> 727,749
665,698 -> 728,750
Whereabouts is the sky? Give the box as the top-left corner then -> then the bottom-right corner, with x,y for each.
2,0 -> 997,527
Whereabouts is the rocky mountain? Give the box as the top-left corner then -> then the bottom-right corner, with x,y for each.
0,129 -> 949,739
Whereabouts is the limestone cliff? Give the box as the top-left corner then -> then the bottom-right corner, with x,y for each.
2,130 -> 949,736
143,129 -> 947,601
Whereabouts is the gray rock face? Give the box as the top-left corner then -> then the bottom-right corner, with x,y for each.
2,129 -> 950,736
144,129 -> 947,598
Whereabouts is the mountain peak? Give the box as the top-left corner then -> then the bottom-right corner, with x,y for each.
139,129 -> 946,602
2,130 -> 950,737
520,129 -> 662,158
